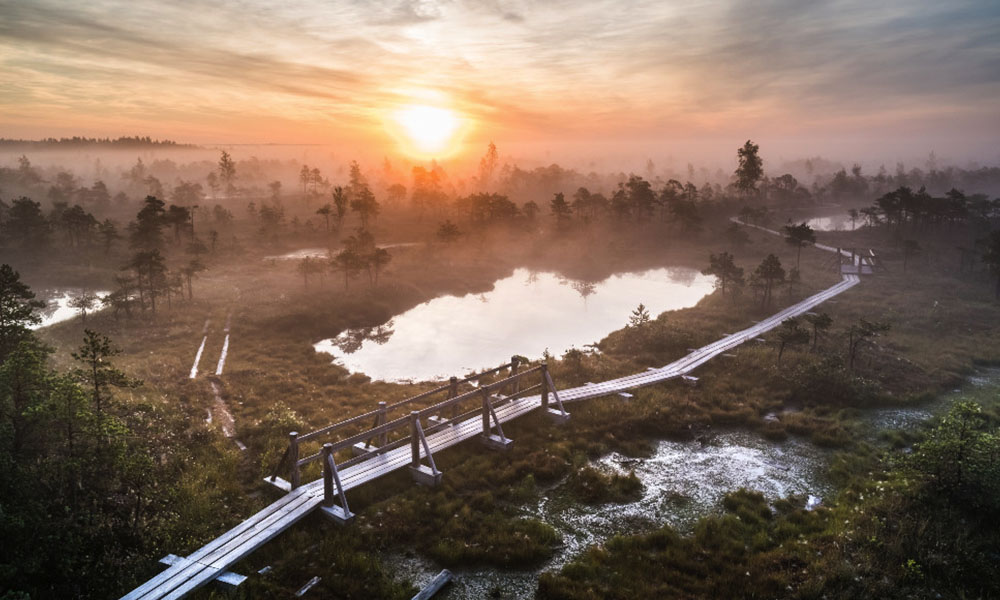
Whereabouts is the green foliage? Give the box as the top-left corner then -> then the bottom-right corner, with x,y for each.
71,329 -> 142,417
0,264 -> 44,361
906,401 -> 1000,512
627,303 -> 650,328
702,251 -> 744,297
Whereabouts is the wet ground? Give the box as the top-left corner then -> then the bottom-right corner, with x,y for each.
387,368 -> 1000,599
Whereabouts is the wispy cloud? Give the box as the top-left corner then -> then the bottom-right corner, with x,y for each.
0,0 -> 997,154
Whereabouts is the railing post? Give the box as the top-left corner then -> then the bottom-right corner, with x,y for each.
449,376 -> 459,419
510,356 -> 520,395
322,443 -> 334,506
481,388 -> 490,434
410,411 -> 420,468
289,431 -> 300,490
540,362 -> 549,410
377,401 -> 388,447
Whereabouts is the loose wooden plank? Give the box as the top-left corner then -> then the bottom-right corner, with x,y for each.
411,570 -> 453,600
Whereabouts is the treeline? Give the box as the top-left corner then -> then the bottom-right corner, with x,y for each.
0,136 -> 193,148
858,186 -> 1000,229
0,191 -> 211,319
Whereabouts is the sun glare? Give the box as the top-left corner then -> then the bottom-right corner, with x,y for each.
392,104 -> 461,155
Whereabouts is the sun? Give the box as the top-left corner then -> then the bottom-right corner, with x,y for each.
392,104 -> 461,155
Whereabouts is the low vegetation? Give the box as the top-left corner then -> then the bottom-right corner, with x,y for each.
1,140 -> 998,598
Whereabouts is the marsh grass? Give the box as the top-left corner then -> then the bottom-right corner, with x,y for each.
22,215 -> 1000,596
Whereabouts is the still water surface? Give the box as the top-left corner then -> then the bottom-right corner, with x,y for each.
314,267 -> 715,382
801,214 -> 854,231
31,290 -> 110,329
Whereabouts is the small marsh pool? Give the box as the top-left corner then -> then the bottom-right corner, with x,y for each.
30,289 -> 109,329
314,267 -> 715,382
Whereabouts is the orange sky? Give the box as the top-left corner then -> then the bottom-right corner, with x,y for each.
1,1 -> 998,165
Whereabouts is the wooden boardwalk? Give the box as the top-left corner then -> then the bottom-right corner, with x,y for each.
123,223 -> 862,600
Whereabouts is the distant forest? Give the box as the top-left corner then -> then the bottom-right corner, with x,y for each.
0,136 -> 196,149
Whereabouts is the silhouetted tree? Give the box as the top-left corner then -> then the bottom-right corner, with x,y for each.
629,303 -> 651,327
848,318 -> 890,371
316,204 -> 332,234
349,187 -> 380,228
478,141 -> 499,190
522,201 -> 539,223
71,329 -> 141,418
331,249 -> 364,290
754,254 -> 785,308
735,140 -> 763,198
848,208 -> 859,231
68,293 -> 98,323
331,186 -> 349,229
4,198 -> 49,250
218,151 -> 236,196
165,204 -> 190,243
803,312 -> 833,348
783,222 -> 816,268
776,318 -> 810,364
703,252 -> 744,297
437,220 -> 461,244
129,196 -> 166,250
98,219 -> 120,254
550,192 -> 572,228
626,175 -> 656,222
179,259 -> 205,299
296,257 -> 322,288
0,264 -> 44,361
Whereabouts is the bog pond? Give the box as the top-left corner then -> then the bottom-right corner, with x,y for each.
30,289 -> 109,329
314,267 -> 716,382
391,369 -> 999,599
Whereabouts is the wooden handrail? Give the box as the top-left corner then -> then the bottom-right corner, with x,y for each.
297,360 -> 520,443
416,366 -> 541,419
272,362 -> 541,485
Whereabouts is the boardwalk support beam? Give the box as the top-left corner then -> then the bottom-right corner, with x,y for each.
263,431 -> 299,492
541,363 -> 570,424
409,411 -> 443,486
319,443 -> 354,524
480,388 -> 513,451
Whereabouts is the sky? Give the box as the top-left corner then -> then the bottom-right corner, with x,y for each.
1,0 -> 998,166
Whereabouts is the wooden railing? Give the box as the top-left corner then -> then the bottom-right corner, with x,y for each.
266,358 -> 568,521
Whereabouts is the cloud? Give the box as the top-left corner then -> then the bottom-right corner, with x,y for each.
0,0 -> 997,152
